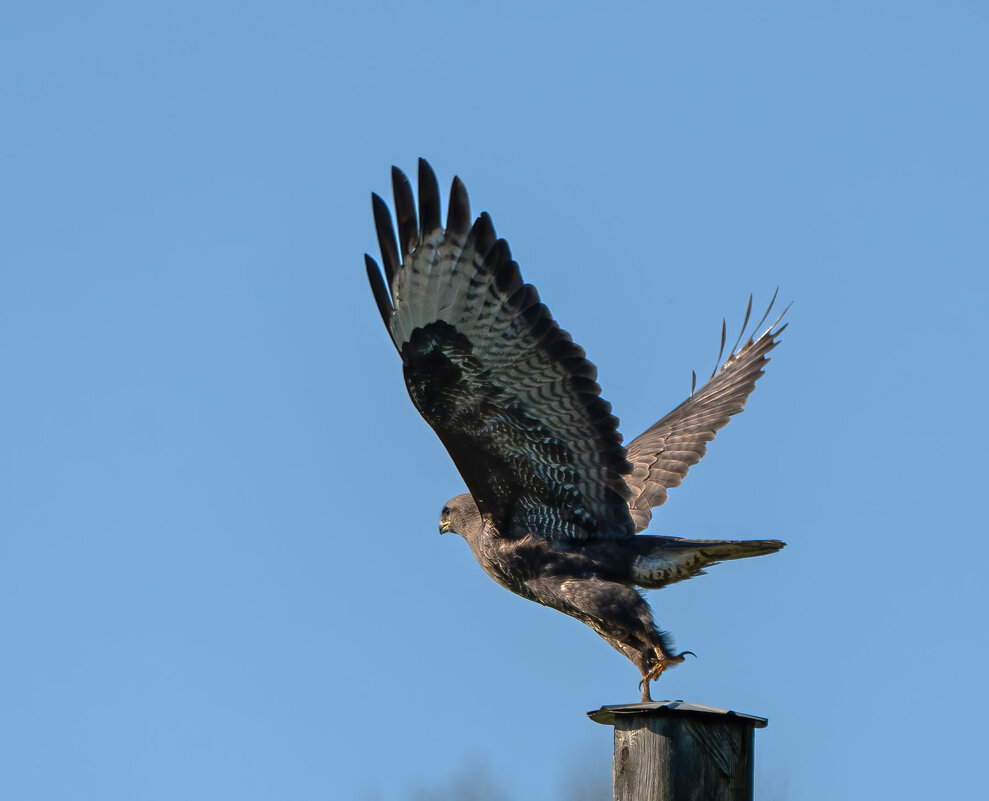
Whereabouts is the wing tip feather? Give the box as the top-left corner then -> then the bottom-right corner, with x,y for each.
365,253 -> 395,338
447,176 -> 471,236
371,192 -> 399,285
417,158 -> 441,236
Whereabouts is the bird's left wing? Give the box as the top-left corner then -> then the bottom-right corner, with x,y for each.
623,297 -> 788,533
366,160 -> 634,541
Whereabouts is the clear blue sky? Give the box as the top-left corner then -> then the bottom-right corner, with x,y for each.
2,2 -> 986,799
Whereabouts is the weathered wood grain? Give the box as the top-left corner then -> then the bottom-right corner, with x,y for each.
589,701 -> 765,801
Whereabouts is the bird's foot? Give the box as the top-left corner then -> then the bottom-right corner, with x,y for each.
640,647 -> 696,699
652,648 -> 696,677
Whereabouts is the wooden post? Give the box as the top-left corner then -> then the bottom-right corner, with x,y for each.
587,701 -> 767,801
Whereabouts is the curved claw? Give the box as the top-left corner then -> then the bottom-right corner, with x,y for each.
678,650 -> 697,659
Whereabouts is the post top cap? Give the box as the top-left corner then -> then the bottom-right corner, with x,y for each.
587,700 -> 768,728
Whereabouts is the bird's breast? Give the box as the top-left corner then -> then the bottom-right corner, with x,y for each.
467,532 -> 597,600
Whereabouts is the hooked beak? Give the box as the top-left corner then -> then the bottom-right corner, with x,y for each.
439,520 -> 451,535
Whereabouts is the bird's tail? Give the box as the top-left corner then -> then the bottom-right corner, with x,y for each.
628,535 -> 784,589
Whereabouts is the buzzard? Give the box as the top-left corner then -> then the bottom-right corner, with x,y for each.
366,160 -> 786,701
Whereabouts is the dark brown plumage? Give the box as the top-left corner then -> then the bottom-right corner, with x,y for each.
366,159 -> 787,700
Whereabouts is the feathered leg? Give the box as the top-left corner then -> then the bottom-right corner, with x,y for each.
553,577 -> 692,701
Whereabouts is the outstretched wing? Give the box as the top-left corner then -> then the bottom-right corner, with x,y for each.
366,159 -> 634,541
624,296 -> 788,533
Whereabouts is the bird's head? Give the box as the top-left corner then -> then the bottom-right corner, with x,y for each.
439,493 -> 480,539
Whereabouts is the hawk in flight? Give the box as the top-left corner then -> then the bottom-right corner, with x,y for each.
366,160 -> 786,701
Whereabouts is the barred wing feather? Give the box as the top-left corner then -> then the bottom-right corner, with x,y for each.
623,298 -> 788,533
366,159 -> 634,541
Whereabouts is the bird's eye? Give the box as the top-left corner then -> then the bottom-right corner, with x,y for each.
441,506 -> 450,517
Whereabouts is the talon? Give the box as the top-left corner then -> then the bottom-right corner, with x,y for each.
647,646 -> 695,679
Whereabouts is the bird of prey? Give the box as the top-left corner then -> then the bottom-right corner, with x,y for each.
365,159 -> 786,701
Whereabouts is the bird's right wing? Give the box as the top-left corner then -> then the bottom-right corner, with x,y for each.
623,297 -> 788,533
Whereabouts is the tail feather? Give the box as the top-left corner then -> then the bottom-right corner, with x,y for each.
629,535 -> 784,589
